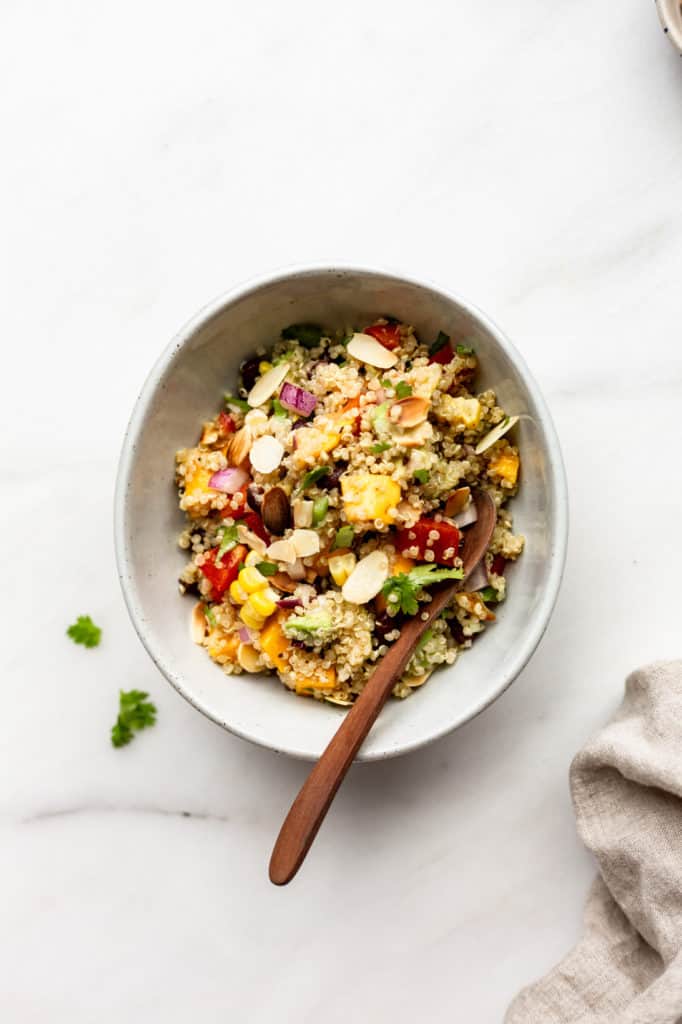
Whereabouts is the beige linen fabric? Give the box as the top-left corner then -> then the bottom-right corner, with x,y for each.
507,661 -> 682,1024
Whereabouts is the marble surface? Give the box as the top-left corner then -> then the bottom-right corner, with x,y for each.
2,2 -> 681,1020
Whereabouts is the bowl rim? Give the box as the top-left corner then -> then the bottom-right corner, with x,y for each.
114,262 -> 569,762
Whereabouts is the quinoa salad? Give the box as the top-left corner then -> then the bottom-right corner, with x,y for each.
175,320 -> 524,705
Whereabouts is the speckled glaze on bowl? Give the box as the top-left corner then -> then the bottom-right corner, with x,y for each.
656,0 -> 682,53
114,265 -> 568,762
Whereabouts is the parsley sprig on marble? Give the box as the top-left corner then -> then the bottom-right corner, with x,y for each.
111,690 -> 158,748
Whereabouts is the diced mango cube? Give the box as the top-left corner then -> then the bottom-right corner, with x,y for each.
207,631 -> 240,663
292,421 -> 341,466
488,451 -> 520,485
341,473 -> 401,523
183,465 -> 213,497
259,615 -> 292,672
440,396 -> 481,428
294,665 -> 337,693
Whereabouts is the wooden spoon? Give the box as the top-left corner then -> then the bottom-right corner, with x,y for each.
269,490 -> 497,885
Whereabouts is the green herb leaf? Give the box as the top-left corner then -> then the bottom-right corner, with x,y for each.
381,564 -> 464,617
371,442 -> 391,455
428,331 -> 450,357
456,343 -> 475,356
333,525 -> 354,549
281,323 -> 324,348
414,469 -> 429,484
271,397 -> 288,418
66,615 -> 102,648
312,495 -> 329,527
204,605 -> 217,628
380,379 -> 392,388
256,561 -> 278,576
301,465 -> 330,490
224,394 -> 250,412
394,381 -> 413,399
478,586 -> 499,604
111,689 -> 157,749
216,524 -> 239,563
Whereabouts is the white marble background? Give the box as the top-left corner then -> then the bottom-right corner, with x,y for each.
1,2 -> 681,1021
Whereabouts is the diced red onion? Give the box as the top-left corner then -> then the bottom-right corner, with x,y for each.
208,467 -> 249,494
279,382 -> 317,416
467,561 -> 488,592
276,597 -> 302,609
238,626 -> 253,643
453,504 -> 478,529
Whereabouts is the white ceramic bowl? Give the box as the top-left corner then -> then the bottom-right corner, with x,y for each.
115,265 -> 568,762
656,0 -> 682,53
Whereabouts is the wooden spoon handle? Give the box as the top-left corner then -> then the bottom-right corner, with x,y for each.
268,581 -> 457,886
268,621 -> 419,885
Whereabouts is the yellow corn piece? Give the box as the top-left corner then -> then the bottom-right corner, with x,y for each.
239,603 -> 266,630
259,614 -> 291,672
229,579 -> 249,605
247,589 -> 277,619
328,552 -> 357,587
238,566 -> 267,594
295,665 -> 337,693
259,361 -> 273,374
341,473 -> 401,523
488,451 -> 520,485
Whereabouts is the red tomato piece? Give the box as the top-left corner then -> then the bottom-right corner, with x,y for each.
219,483 -> 249,519
217,411 -> 236,435
364,323 -> 402,351
199,544 -> 247,600
428,342 -> 454,366
238,510 -> 270,545
394,517 -> 461,566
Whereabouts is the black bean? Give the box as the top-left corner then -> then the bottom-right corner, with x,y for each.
240,356 -> 260,391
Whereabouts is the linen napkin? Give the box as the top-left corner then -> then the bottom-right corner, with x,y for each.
506,660 -> 682,1024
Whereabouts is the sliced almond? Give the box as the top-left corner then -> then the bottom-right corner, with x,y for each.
244,408 -> 269,432
342,549 -> 389,605
393,396 -> 429,429
291,529 -> 320,558
191,603 -> 208,644
199,421 -> 219,446
324,695 -> 354,706
288,558 -> 306,580
347,332 -> 398,369
228,425 -> 252,467
404,672 -> 432,688
266,538 -> 297,564
250,435 -> 284,475
237,524 -> 267,556
444,486 -> 471,517
247,362 -> 290,407
474,415 -> 519,455
292,498 -> 313,528
391,421 -> 434,448
261,486 -> 291,535
269,572 -> 299,593
237,643 -> 262,672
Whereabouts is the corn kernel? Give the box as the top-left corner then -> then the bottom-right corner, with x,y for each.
240,603 -> 266,630
259,361 -> 272,374
328,552 -> 357,587
248,589 -> 277,618
244,550 -> 262,567
239,566 -> 267,594
229,579 -> 249,604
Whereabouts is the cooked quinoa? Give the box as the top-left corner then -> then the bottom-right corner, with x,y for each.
175,320 -> 524,705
